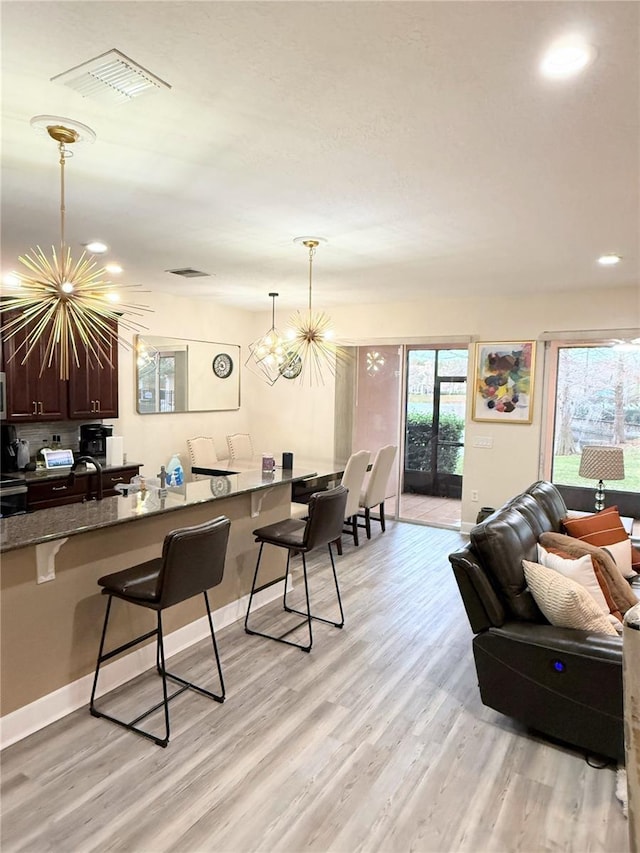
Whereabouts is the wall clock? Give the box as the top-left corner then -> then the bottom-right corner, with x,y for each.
279,353 -> 303,380
212,352 -> 233,379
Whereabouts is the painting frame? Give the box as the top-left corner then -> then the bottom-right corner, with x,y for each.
472,340 -> 536,424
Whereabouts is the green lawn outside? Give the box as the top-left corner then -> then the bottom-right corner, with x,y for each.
553,446 -> 640,492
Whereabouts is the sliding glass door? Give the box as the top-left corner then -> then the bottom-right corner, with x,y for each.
400,347 -> 468,525
348,344 -> 468,528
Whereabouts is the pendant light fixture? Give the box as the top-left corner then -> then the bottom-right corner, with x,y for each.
245,291 -> 288,385
285,236 -> 340,385
0,115 -> 150,381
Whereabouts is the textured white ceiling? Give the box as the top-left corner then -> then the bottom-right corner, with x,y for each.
1,1 -> 638,310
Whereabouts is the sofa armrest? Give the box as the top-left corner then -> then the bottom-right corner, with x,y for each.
449,546 -> 506,633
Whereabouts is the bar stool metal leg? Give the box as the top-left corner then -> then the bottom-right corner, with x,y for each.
284,543 -> 344,629
90,595 -> 225,747
245,544 -> 313,652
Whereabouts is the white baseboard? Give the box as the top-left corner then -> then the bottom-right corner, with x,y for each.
0,582 -> 288,751
460,522 -> 473,535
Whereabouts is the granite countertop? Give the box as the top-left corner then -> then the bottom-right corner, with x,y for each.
0,464 -> 317,553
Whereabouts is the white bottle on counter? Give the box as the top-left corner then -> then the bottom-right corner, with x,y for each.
166,454 -> 184,486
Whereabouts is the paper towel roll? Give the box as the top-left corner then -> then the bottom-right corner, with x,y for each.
106,435 -> 124,467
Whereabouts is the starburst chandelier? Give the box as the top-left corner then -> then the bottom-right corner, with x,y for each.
245,292 -> 289,385
0,116 -> 150,380
285,237 -> 342,385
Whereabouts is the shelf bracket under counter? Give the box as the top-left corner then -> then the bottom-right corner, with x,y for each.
36,538 -> 68,584
251,487 -> 276,518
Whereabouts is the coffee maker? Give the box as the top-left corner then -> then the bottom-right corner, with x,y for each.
79,424 -> 113,458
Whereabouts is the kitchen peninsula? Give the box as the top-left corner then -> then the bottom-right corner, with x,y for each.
0,462 -> 326,746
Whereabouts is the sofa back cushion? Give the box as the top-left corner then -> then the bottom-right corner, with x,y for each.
471,504 -> 545,622
509,493 -> 553,538
525,481 -> 567,532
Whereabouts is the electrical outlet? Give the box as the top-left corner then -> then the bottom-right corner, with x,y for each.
471,490 -> 479,502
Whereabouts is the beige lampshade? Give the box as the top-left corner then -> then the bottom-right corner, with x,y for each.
578,446 -> 625,481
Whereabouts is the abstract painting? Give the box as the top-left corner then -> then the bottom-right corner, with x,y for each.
472,341 -> 536,423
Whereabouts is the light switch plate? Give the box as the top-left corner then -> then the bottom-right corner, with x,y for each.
472,436 -> 493,449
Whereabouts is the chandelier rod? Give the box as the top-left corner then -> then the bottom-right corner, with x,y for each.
304,239 -> 319,313
59,141 -> 67,252
269,291 -> 278,328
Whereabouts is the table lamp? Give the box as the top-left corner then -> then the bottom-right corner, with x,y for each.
578,445 -> 625,511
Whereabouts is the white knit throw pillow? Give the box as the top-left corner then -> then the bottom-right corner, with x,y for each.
522,559 -> 618,636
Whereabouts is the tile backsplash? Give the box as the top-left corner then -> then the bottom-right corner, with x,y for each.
15,421 -> 102,461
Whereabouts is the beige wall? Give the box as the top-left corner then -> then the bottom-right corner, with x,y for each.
106,284 -> 637,526
328,284 -> 637,525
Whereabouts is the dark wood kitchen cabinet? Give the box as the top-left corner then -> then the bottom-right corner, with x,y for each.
27,464 -> 141,511
2,312 -> 66,422
67,319 -> 119,419
2,311 -> 119,422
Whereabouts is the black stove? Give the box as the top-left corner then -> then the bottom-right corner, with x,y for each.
0,473 -> 28,517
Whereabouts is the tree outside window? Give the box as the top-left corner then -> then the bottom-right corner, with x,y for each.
552,345 -> 640,495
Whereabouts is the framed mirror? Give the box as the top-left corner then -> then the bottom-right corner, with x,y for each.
136,335 -> 240,414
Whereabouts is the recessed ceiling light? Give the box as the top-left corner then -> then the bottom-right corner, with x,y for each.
105,262 -> 123,274
540,38 -> 596,78
598,254 -> 622,266
83,240 -> 108,254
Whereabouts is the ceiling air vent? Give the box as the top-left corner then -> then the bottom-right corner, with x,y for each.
51,49 -> 171,104
166,268 -> 211,278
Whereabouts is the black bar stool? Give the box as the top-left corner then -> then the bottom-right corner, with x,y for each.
244,485 -> 348,652
89,515 -> 231,747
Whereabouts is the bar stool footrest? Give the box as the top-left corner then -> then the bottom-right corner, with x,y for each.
283,604 -> 344,628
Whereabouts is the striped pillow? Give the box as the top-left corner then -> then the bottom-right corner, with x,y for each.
562,506 -> 640,573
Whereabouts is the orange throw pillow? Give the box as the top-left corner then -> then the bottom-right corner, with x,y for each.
562,506 -> 640,573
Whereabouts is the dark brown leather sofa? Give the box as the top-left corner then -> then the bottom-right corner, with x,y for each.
449,481 -> 624,762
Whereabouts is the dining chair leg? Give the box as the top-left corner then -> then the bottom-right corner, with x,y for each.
351,515 -> 359,547
335,536 -> 343,556
380,501 -> 386,532
365,507 -> 372,539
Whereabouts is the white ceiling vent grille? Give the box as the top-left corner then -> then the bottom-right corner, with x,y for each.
51,49 -> 171,104
166,268 -> 211,278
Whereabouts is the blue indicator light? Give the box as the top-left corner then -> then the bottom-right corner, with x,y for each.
553,660 -> 565,672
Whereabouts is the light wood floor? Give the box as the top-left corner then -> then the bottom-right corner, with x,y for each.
0,523 -> 629,853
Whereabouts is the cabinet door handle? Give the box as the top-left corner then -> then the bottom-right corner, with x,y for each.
90,400 -> 95,413
52,485 -> 68,492
33,401 -> 38,415
96,400 -> 101,412
38,401 -> 43,414
109,476 -> 124,483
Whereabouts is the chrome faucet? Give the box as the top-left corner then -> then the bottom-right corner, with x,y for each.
68,455 -> 104,501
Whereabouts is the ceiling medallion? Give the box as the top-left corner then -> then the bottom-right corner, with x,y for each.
0,116 -> 151,381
